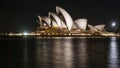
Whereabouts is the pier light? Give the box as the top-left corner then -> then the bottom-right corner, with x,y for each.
112,22 -> 116,27
23,32 -> 29,35
111,22 -> 117,32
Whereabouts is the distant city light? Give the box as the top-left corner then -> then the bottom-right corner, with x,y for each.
23,32 -> 29,35
112,22 -> 116,27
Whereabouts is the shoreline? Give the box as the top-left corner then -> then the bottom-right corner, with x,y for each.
0,34 -> 120,38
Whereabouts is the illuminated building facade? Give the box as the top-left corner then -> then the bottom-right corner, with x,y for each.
36,6 -> 106,36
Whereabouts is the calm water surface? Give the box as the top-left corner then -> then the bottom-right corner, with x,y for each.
0,37 -> 120,68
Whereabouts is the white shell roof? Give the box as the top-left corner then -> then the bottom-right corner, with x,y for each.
88,24 -> 97,31
56,6 -> 73,31
72,24 -> 77,29
95,25 -> 105,31
42,17 -> 51,27
52,20 -> 59,28
37,6 -> 106,32
38,16 -> 42,25
61,20 -> 67,28
88,24 -> 105,31
49,12 -> 62,28
74,19 -> 87,30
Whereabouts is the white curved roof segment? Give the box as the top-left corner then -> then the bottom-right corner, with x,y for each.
88,24 -> 105,31
49,12 -> 62,28
88,24 -> 97,31
74,19 -> 87,30
95,25 -> 105,31
56,6 -> 74,31
52,20 -> 59,28
72,24 -> 78,29
88,24 -> 93,29
38,16 -> 42,25
61,20 -> 67,28
42,17 -> 51,27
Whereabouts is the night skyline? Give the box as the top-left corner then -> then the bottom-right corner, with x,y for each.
0,0 -> 120,32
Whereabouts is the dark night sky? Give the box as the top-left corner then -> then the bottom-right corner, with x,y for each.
0,0 -> 120,32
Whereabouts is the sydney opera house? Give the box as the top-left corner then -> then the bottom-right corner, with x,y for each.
35,6 -> 106,36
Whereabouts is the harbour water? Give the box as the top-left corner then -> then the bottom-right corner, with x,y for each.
0,37 -> 120,68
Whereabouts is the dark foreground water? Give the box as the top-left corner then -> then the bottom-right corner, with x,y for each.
0,37 -> 120,68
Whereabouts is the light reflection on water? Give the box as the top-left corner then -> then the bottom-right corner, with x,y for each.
1,37 -> 120,68
36,39 -> 50,68
77,38 -> 88,68
23,40 -> 28,67
62,39 -> 73,68
108,37 -> 119,68
35,37 -> 88,68
52,39 -> 64,68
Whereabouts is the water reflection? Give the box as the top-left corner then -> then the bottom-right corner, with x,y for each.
63,38 -> 73,68
8,40 -> 12,66
108,37 -> 119,68
36,39 -> 49,68
52,38 -> 73,68
24,40 -> 28,65
52,39 -> 64,68
3,37 -> 120,68
77,38 -> 88,68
